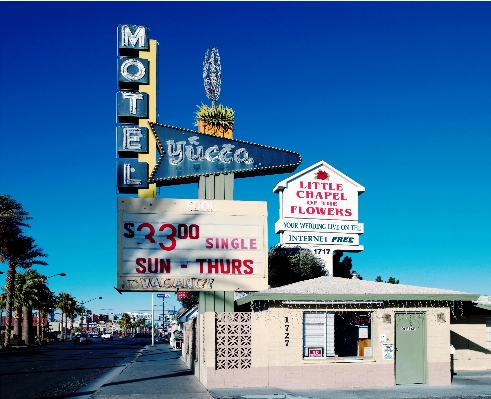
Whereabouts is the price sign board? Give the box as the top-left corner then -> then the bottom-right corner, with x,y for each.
117,198 -> 268,292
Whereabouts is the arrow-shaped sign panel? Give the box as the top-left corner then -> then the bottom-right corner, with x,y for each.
148,123 -> 302,184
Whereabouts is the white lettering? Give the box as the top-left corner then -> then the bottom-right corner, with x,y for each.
165,136 -> 254,166
166,140 -> 186,165
122,92 -> 144,115
123,127 -> 142,151
123,163 -> 142,185
120,58 -> 146,81
121,25 -> 146,47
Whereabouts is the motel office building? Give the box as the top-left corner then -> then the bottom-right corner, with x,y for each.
181,277 -> 490,389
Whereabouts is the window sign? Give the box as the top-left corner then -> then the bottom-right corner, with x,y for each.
308,348 -> 323,357
382,343 -> 394,360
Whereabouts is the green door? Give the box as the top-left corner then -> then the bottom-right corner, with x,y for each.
395,313 -> 427,384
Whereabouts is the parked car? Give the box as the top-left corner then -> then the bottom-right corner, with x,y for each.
132,333 -> 151,339
101,332 -> 113,341
74,333 -> 92,344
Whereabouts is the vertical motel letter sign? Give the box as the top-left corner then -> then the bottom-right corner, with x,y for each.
116,24 -> 151,191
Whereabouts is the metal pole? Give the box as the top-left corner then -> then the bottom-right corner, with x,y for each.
151,294 -> 154,346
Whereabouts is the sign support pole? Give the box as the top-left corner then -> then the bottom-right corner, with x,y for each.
138,39 -> 158,199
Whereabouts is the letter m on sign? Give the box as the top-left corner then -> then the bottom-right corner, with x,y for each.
118,24 -> 148,50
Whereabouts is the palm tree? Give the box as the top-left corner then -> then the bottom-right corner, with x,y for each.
85,309 -> 92,332
20,269 -> 47,344
35,284 -> 56,341
0,292 -> 6,340
70,303 -> 83,339
0,195 -> 31,233
56,292 -> 73,340
65,299 -> 80,339
1,233 -> 47,347
12,272 -> 26,340
117,313 -> 131,337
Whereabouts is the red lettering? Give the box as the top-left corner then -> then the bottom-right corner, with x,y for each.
136,258 -> 171,274
136,258 -> 146,273
336,208 -> 344,216
345,209 -> 352,216
232,259 -> 242,274
208,259 -> 219,273
333,193 -> 340,200
221,238 -> 229,249
315,207 -> 326,215
220,259 -> 231,274
306,191 -> 313,198
328,208 -> 335,215
337,184 -> 343,191
243,259 -> 254,274
231,238 -> 239,249
160,259 -> 170,273
148,258 -> 158,273
341,193 -> 347,200
296,190 -> 305,198
205,238 -> 213,249
197,258 -> 206,273
250,239 -> 257,250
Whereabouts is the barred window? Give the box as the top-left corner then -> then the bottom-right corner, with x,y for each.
303,312 -> 372,358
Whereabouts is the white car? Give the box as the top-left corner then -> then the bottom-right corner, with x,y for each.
101,333 -> 113,341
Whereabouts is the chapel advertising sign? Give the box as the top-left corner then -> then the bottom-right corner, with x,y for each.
117,198 -> 268,292
273,161 -> 365,275
275,162 -> 363,221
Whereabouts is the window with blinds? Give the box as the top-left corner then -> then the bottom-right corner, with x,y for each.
303,312 -> 335,357
303,312 -> 373,358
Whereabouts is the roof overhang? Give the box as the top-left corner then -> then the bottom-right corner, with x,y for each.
236,292 -> 480,306
474,303 -> 491,311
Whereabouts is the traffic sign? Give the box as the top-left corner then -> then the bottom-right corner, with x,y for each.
157,294 -> 170,298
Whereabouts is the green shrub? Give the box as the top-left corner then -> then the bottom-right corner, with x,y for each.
194,103 -> 235,128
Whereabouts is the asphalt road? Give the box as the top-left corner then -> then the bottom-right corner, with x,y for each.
0,337 -> 149,399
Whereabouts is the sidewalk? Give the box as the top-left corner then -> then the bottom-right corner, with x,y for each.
209,370 -> 491,399
72,342 -> 213,399
72,342 -> 490,399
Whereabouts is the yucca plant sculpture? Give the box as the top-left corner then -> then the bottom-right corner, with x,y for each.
195,47 -> 235,137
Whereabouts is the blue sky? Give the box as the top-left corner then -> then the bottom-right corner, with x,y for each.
1,2 -> 490,316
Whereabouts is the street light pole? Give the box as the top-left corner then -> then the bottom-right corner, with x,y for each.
151,294 -> 154,347
43,273 -> 66,340
47,273 -> 67,279
80,297 -> 102,332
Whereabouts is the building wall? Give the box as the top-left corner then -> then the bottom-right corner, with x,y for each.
203,305 -> 453,389
451,314 -> 491,370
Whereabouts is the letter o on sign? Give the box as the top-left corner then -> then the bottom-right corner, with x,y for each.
121,59 -> 146,81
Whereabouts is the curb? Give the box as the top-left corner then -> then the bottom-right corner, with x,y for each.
69,347 -> 146,398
